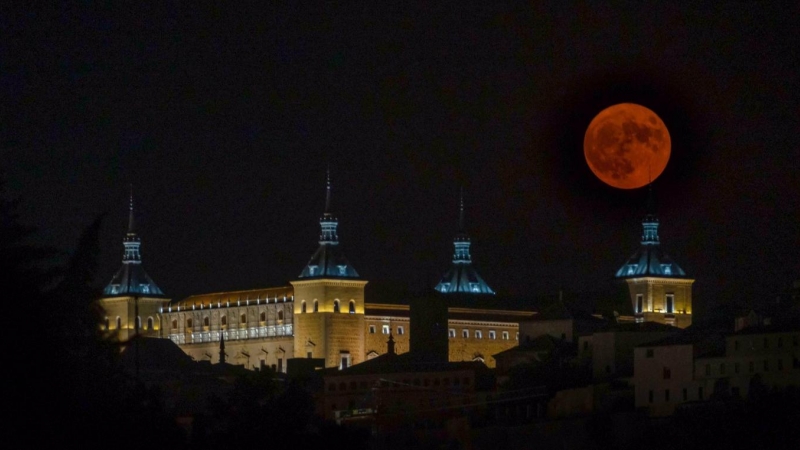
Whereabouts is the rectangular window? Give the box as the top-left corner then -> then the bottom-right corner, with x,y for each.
339,353 -> 350,370
502,331 -> 510,340
475,330 -> 482,339
637,294 -> 644,313
307,351 -> 312,359
448,329 -> 456,338
665,294 -> 674,313
369,325 -> 376,334
382,325 -> 390,335
278,358 -> 283,373
489,330 -> 496,340
462,329 -> 469,338
397,326 -> 404,335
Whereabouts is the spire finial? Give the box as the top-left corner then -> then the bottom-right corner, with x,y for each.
324,166 -> 331,215
459,186 -> 465,233
128,184 -> 135,233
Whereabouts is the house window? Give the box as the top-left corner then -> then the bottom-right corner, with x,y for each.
475,330 -> 482,339
301,301 -> 306,313
502,331 -> 509,340
665,294 -> 674,313
515,332 -> 519,340
369,325 -> 376,334
449,329 -> 456,338
339,352 -> 351,370
397,326 -> 404,335
462,329 -> 469,338
333,300 -> 340,313
489,330 -> 496,340
349,300 -> 355,314
382,325 -> 390,335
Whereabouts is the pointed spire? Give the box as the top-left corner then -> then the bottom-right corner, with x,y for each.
458,186 -> 465,233
387,332 -> 396,355
324,166 -> 332,217
128,184 -> 135,234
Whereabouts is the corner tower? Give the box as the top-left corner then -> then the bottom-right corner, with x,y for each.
100,190 -> 169,340
435,189 -> 495,295
615,186 -> 693,328
291,171 -> 366,369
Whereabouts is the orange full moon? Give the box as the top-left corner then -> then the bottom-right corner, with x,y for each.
583,103 -> 671,189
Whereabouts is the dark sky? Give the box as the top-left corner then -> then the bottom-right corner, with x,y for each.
3,3 -> 799,320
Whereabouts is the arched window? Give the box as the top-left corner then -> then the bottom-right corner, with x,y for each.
220,315 -> 227,326
260,312 -> 266,322
240,313 -> 247,324
278,310 -> 284,321
116,317 -> 122,330
314,300 -> 319,312
171,319 -> 177,329
333,300 -> 340,313
301,301 -> 307,313
349,300 -> 356,314
147,317 -> 154,330
203,316 -> 210,327
186,318 -> 193,328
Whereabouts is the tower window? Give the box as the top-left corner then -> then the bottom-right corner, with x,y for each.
260,312 -> 266,323
397,326 -> 404,335
449,329 -> 456,338
301,301 -> 306,313
349,300 -> 355,314
502,331 -> 509,340
475,330 -> 482,339
314,300 -> 319,312
204,316 -> 210,327
333,300 -> 340,313
665,294 -> 674,313
277,310 -> 283,321
369,325 -> 376,334
240,314 -> 247,324
382,325 -> 389,335
636,294 -> 644,313
462,329 -> 469,338
489,330 -> 496,340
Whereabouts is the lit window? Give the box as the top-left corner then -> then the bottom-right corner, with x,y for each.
462,329 -> 469,338
333,300 -> 340,313
240,314 -> 246,324
665,294 -> 674,313
382,325 -> 389,334
502,331 -> 509,340
369,325 -> 376,334
475,330 -> 482,339
397,326 -> 404,335
449,329 -> 456,338
260,312 -> 266,322
489,330 -> 496,340
349,300 -> 355,314
338,265 -> 347,275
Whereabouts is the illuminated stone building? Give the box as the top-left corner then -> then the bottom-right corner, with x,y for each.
139,179 -> 526,370
99,194 -> 169,341
615,190 -> 694,328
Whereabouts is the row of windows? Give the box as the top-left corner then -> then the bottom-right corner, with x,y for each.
649,387 -> 704,404
703,357 -> 799,376
733,335 -> 799,351
328,376 -> 472,392
636,293 -> 680,314
300,300 -> 356,314
104,316 -> 154,331
173,310 -> 285,329
448,329 -> 514,340
369,325 -> 404,335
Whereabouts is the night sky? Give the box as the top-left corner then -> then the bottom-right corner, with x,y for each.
3,3 -> 799,321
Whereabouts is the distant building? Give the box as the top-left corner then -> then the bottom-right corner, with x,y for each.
615,187 -> 694,328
